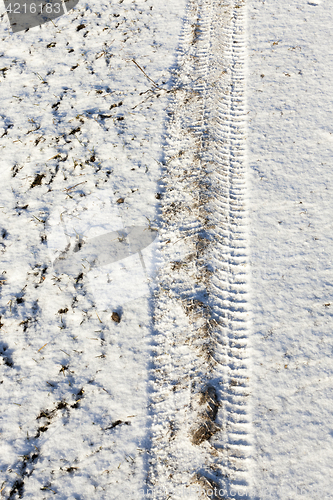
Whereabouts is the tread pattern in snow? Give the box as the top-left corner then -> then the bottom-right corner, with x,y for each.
148,1 -> 251,498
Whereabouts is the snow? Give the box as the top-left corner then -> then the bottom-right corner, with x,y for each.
0,0 -> 332,498
0,0 -> 187,498
248,0 -> 333,498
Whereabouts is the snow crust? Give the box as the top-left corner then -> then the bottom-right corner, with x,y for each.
1,0 -> 332,498
248,0 -> 333,498
0,0 -> 186,498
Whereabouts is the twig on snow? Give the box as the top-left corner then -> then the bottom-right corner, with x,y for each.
131,58 -> 158,87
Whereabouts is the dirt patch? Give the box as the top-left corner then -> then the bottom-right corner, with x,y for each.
30,173 -> 45,188
191,386 -> 220,445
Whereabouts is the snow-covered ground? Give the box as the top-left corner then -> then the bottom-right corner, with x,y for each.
0,0 -> 188,498
248,1 -> 333,498
0,0 -> 332,498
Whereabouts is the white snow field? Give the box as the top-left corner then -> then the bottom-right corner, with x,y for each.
248,1 -> 333,498
0,0 -> 332,499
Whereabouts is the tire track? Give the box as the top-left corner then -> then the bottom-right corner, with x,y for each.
148,1 -> 251,498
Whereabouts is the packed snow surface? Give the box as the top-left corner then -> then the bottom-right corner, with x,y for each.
0,0 -> 332,499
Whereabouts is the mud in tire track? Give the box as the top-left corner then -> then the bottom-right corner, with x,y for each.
148,1 -> 251,499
